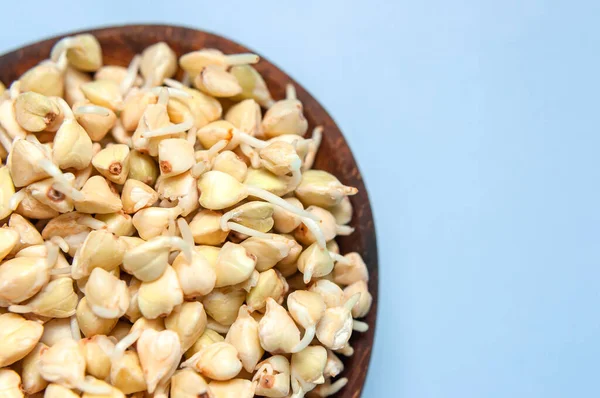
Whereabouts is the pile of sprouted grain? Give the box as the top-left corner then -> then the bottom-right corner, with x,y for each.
0,33 -> 372,398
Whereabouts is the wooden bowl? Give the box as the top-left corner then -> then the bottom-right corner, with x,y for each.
0,24 -> 378,397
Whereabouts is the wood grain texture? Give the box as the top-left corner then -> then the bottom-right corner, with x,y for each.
0,24 -> 379,398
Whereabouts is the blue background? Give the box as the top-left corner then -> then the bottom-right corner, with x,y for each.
2,1 -> 599,397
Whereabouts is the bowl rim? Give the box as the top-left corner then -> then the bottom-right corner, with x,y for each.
0,23 -> 379,397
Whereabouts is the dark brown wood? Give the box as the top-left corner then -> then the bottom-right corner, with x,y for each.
0,25 -> 379,398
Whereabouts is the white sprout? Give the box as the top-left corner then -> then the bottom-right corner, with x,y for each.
141,115 -> 194,138
225,53 -> 260,65
9,81 -> 20,100
74,105 -> 111,116
353,320 -> 369,332
163,78 -> 186,90
50,267 -> 72,276
50,236 -> 70,253
37,158 -> 85,201
240,143 -> 261,168
50,36 -> 77,62
336,224 -> 355,236
234,130 -> 268,149
77,377 -> 113,395
77,215 -> 107,230
316,378 -> 349,396
329,252 -> 351,265
286,83 -> 297,100
120,55 -> 142,94
45,240 -> 60,269
187,126 -> 197,146
149,86 -> 192,99
303,126 -> 323,171
190,162 -> 207,178
224,222 -> 273,239
8,190 -> 26,211
0,126 -> 13,152
177,218 -> 194,249
70,315 -> 81,340
291,325 -> 317,353
180,72 -> 191,87
112,328 -> 142,363
206,319 -> 230,334
111,119 -> 132,147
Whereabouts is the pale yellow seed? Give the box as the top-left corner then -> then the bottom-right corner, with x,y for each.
0,227 -> 19,262
121,89 -> 158,132
95,212 -> 135,237
202,287 -> 246,326
297,242 -> 334,283
121,179 -> 158,214
71,230 -> 125,279
244,167 -> 291,197
343,280 -> 372,318
209,378 -> 256,398
253,354 -> 291,397
65,67 -> 92,107
7,139 -> 52,187
53,115 -> 94,171
14,92 -> 62,132
0,166 -> 16,219
172,248 -> 216,299
76,297 -> 118,337
21,343 -> 49,394
225,305 -> 264,372
315,294 -> 359,350
246,269 -> 287,312
81,377 -> 125,398
225,98 -> 262,137
79,335 -> 115,381
80,80 -> 123,111
230,64 -> 274,108
12,277 -> 78,318
140,42 -> 177,87
309,279 -> 344,308
262,93 -> 308,138
110,350 -> 147,394
291,345 -> 327,385
241,234 -> 293,272
181,341 -> 242,381
185,328 -> 225,360
91,144 -> 130,184
40,318 -> 72,346
131,206 -> 181,240
45,383 -> 81,398
258,298 -> 300,354
136,329 -> 182,393
0,369 -> 24,398
158,138 -> 195,177
138,266 -> 183,319
0,313 -> 44,367
85,267 -> 130,319
165,301 -> 207,352
295,169 -> 358,208
0,256 -> 50,305
38,339 -> 86,390
20,63 -> 64,97
188,209 -> 229,245
74,175 -> 123,214
57,34 -> 103,72
333,252 -> 369,286
170,368 -> 212,398
194,65 -> 242,97
214,242 -> 257,288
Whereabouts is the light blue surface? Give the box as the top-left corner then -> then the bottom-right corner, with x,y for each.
2,1 -> 599,397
